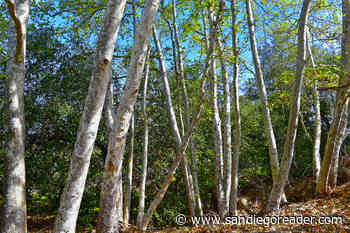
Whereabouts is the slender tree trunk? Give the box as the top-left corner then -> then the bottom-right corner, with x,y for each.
123,114 -> 134,224
54,1 -> 126,232
316,0 -> 350,195
264,0 -> 312,214
140,31 -> 213,230
2,0 -> 29,232
306,28 -> 321,183
230,0 -> 241,216
208,7 -> 225,217
217,39 -> 232,216
170,0 -> 197,216
152,25 -> 196,217
245,0 -> 287,204
141,92 -> 205,231
97,1 -> 160,232
123,0 -> 138,224
136,49 -> 150,230
329,107 -> 348,189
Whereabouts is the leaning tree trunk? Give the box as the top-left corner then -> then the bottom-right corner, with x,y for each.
136,49 -> 150,230
141,88 -> 206,231
104,66 -> 124,223
264,0 -> 312,214
230,0 -> 241,216
171,0 -> 198,216
3,0 -> 29,232
316,0 -> 350,195
97,1 -> 160,232
245,0 -> 287,204
152,25 -> 196,217
329,107 -> 348,189
306,27 -> 321,183
54,1 -> 126,232
140,31 -> 213,230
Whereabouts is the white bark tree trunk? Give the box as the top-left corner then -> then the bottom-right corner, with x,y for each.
123,114 -> 134,224
217,39 -> 232,216
245,0 -> 287,204
54,1 -> 126,232
152,25 -> 196,217
316,0 -> 350,195
141,97 -> 205,231
208,7 -> 225,217
124,0 -> 137,224
104,66 -> 124,223
306,28 -> 321,183
3,0 -> 29,232
136,49 -> 150,230
264,0 -> 312,214
140,32 -> 213,230
329,107 -> 348,189
97,1 -> 160,232
171,0 -> 198,216
230,0 -> 241,216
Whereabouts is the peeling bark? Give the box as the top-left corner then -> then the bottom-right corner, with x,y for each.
3,0 -> 29,232
97,1 -> 160,232
54,0 -> 127,232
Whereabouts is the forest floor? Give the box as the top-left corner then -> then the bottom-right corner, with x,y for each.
28,176 -> 350,233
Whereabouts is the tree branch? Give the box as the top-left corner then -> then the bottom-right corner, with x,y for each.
5,0 -> 24,63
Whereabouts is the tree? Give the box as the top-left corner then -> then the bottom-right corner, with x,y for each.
2,0 -> 30,232
305,27 -> 322,184
53,0 -> 127,232
264,0 -> 312,214
230,0 -> 241,216
97,0 -> 160,232
136,49 -> 150,230
316,0 -> 350,195
245,0 -> 287,206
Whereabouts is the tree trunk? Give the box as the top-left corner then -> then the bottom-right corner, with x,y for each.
141,97 -> 205,231
136,49 -> 150,230
217,39 -> 232,216
171,0 -> 198,216
329,106 -> 348,189
140,32 -> 213,230
2,0 -> 29,232
306,28 -> 321,183
245,0 -> 287,205
124,0 -> 138,224
104,67 -> 124,223
123,114 -> 134,224
316,0 -> 350,195
230,0 -> 241,216
97,0 -> 160,232
152,25 -> 196,217
208,7 -> 225,217
53,1 -> 126,232
264,0 -> 312,214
